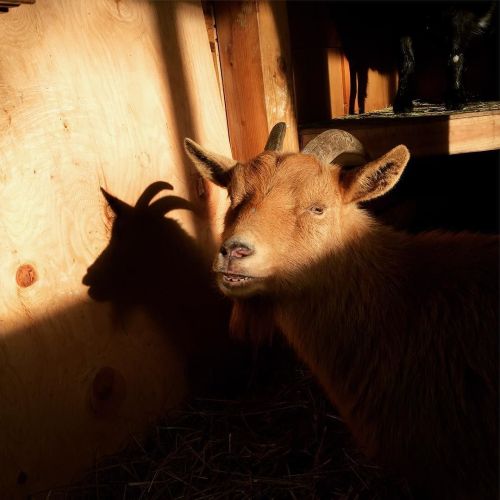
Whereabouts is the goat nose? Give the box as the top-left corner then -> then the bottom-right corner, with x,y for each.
220,240 -> 254,259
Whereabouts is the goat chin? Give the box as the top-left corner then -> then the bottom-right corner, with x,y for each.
215,272 -> 264,298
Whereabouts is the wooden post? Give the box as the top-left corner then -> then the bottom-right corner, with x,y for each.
214,0 -> 299,161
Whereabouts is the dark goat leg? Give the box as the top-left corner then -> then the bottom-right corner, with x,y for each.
393,35 -> 416,113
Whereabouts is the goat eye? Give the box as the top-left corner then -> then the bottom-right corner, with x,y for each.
309,205 -> 325,215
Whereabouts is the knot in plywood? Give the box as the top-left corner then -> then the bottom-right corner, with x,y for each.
16,264 -> 37,287
90,366 -> 127,419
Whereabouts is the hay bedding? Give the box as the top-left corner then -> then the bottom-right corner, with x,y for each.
33,344 -> 413,500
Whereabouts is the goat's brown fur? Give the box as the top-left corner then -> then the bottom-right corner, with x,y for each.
185,138 -> 499,499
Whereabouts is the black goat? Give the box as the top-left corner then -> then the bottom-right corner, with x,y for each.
332,1 -> 497,114
393,1 -> 497,113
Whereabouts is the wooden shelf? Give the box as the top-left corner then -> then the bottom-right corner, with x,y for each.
300,101 -> 500,158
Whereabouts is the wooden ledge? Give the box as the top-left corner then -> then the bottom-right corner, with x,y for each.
300,101 -> 500,158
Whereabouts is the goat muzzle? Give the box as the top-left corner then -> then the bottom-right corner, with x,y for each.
220,239 -> 254,260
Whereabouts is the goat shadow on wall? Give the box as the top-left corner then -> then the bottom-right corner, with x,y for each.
82,181 -> 251,397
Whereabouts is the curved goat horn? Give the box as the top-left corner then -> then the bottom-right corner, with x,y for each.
301,129 -> 367,166
264,122 -> 287,152
135,181 -> 174,209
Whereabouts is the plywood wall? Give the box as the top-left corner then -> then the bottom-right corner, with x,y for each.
0,0 -> 231,496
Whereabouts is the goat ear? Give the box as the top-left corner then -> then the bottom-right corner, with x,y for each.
184,138 -> 237,188
340,145 -> 410,204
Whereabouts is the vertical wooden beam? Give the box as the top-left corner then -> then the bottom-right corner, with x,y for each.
214,1 -> 268,161
214,0 -> 298,161
257,1 -> 298,153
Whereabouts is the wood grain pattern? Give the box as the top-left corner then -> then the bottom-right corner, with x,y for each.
214,0 -> 298,161
202,0 -> 225,104
327,48 -> 348,116
215,1 -> 269,161
256,0 -> 298,154
0,0 -> 230,496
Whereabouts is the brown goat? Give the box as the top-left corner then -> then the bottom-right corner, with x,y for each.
184,125 -> 499,499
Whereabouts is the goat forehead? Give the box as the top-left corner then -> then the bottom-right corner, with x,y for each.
276,155 -> 325,181
274,158 -> 335,204
236,154 -> 331,198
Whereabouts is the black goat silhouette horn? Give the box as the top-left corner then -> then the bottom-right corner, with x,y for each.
148,196 -> 195,217
135,181 -> 174,209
